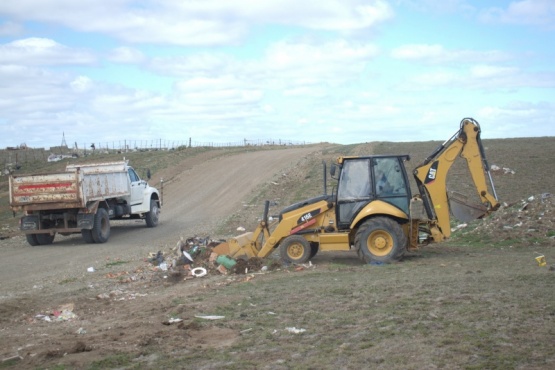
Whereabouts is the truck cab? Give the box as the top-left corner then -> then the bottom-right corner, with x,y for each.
336,155 -> 411,229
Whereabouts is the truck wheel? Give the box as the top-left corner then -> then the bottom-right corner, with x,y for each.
355,217 -> 407,264
279,235 -> 311,264
26,234 -> 40,246
81,229 -> 95,243
145,200 -> 160,227
36,233 -> 55,245
91,208 -> 110,243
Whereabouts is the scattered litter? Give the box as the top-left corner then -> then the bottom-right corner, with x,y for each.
456,194 -> 554,247
163,318 -> 183,325
148,251 -> 165,265
285,327 -> 306,334
36,303 -> 77,322
182,250 -> 194,262
159,262 -> 168,271
195,315 -> 225,320
191,267 -> 207,277
237,226 -> 246,232
240,328 -> 253,334
216,255 -> 237,269
76,327 -> 86,335
87,267 -> 95,272
451,223 -> 468,232
535,254 -> 547,267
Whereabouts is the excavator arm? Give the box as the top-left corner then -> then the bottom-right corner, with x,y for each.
413,118 -> 500,241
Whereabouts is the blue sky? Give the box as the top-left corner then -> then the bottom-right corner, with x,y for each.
0,0 -> 554,149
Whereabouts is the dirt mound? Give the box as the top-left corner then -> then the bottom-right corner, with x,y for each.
453,193 -> 554,246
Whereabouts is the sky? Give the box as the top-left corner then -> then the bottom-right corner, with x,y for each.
0,0 -> 554,149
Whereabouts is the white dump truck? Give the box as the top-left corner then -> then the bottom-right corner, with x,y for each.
9,160 -> 161,246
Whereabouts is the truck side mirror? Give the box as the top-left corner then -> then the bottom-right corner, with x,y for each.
330,164 -> 336,178
146,169 -> 151,180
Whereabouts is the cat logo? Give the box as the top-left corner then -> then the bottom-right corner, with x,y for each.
425,161 -> 439,184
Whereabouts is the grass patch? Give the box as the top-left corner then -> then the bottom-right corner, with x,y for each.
58,277 -> 78,285
87,354 -> 132,370
105,260 -> 129,268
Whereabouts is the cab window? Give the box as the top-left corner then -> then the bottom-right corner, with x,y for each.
128,168 -> 140,182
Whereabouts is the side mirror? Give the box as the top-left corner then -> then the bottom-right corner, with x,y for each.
330,164 -> 336,178
146,169 -> 151,180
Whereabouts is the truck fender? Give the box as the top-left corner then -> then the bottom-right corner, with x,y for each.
351,200 -> 409,230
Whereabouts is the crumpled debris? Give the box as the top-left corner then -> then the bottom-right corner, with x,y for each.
162,318 -> 183,325
490,164 -> 515,175
195,315 -> 225,320
285,327 -> 306,334
452,194 -> 554,246
36,303 -> 77,322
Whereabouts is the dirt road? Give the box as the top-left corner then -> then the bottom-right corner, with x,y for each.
0,146 -> 323,297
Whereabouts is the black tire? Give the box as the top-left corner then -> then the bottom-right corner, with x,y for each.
91,208 -> 110,243
279,235 -> 312,264
145,199 -> 160,227
36,233 -> 55,245
26,234 -> 40,246
355,217 -> 407,264
309,242 -> 319,258
81,229 -> 95,243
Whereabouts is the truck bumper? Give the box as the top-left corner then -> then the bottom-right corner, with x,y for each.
19,213 -> 95,233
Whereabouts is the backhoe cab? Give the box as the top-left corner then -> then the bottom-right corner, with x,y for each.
215,118 -> 500,264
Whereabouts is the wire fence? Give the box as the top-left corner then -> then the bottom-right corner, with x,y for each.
85,138 -> 309,151
1,138 -> 310,171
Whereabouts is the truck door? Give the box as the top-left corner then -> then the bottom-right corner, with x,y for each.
128,168 -> 144,206
336,158 -> 371,228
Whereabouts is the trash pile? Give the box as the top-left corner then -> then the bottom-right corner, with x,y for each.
146,236 -> 283,279
34,303 -> 77,323
454,193 -> 554,246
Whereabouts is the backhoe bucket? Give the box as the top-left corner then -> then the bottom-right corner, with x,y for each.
212,232 -> 259,260
448,191 -> 487,223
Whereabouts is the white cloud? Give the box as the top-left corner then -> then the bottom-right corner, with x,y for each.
480,0 -> 555,28
477,100 -> 555,137
391,44 -> 511,64
470,65 -> 518,79
396,0 -> 475,14
0,20 -> 23,35
0,38 -> 96,65
400,65 -> 555,91
108,47 -> 145,64
70,76 -> 93,93
0,0 -> 393,46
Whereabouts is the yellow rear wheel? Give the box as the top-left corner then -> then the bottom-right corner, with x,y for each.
367,230 -> 394,257
355,217 -> 407,263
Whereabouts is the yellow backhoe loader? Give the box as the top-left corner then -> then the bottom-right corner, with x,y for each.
215,118 -> 500,264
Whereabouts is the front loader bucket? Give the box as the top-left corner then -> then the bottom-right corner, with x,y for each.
448,191 -> 487,223
212,232 -> 259,260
